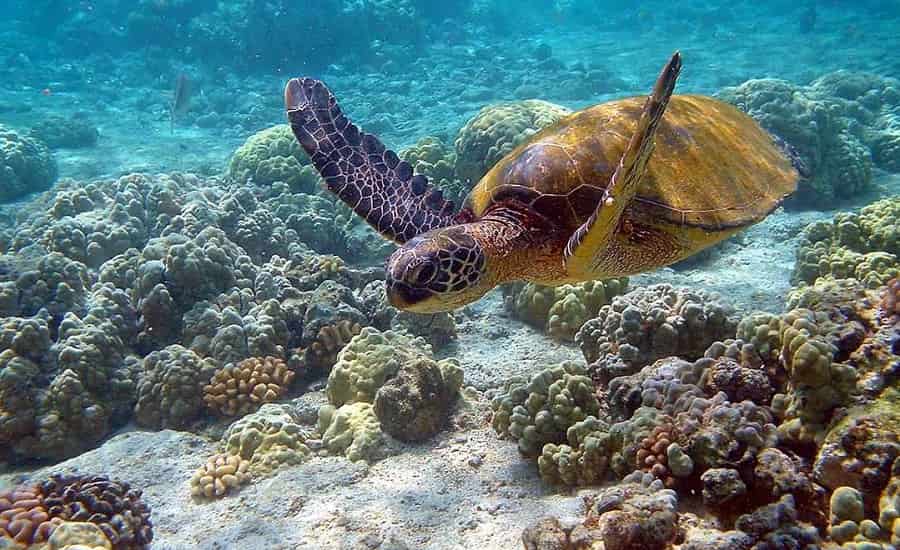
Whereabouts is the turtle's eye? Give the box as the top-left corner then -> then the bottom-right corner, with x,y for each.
408,259 -> 438,285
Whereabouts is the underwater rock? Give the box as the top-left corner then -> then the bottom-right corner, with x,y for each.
454,99 -> 571,185
0,124 -> 57,203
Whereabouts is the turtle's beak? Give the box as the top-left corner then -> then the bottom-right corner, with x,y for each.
385,278 -> 432,311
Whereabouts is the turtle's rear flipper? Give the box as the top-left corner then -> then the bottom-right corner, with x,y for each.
564,51 -> 682,276
285,78 -> 457,244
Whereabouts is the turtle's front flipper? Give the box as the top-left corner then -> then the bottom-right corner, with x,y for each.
285,78 -> 456,244
564,51 -> 682,276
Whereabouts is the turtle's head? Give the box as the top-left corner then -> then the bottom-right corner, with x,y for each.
386,226 -> 491,313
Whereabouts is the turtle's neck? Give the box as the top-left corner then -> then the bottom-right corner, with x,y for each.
465,204 -> 567,285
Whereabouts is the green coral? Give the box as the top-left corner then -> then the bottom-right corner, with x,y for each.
222,403 -> 311,475
317,402 -> 384,462
0,124 -> 57,202
325,328 -> 430,406
491,361 -> 600,457
318,327 -> 462,460
228,124 -> 320,191
795,197 -> 900,289
454,99 -> 571,184
503,278 -> 628,341
538,415 -> 614,486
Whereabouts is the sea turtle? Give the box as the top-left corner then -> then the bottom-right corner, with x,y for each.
284,52 -> 798,313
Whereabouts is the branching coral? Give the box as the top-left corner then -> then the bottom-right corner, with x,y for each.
189,453 -> 251,500
203,356 -> 294,416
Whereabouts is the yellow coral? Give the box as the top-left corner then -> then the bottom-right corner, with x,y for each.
189,453 -> 251,499
223,404 -> 311,475
203,356 -> 294,417
47,522 -> 112,550
228,124 -> 320,191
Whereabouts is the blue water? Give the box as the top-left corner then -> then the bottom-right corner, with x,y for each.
0,1 -> 899,549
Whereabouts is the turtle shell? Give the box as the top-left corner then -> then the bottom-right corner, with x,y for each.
464,95 -> 798,233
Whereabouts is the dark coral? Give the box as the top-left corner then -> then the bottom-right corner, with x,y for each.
0,474 -> 152,548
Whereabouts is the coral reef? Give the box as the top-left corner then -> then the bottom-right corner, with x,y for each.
399,136 -> 469,204
454,99 -> 571,184
134,344 -> 218,430
30,115 -> 99,149
318,328 -> 462,460
491,361 -> 600,457
575,284 -> 737,385
203,356 -> 295,417
0,474 -> 152,549
795,196 -> 900,289
503,278 -> 628,341
189,453 -> 251,500
222,404 -> 312,475
227,125 -> 319,192
0,125 -> 57,203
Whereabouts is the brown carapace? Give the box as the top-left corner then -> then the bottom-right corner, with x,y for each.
284,52 -> 798,313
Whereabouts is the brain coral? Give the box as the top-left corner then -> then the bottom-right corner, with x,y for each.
0,125 -> 57,203
228,124 -> 320,192
454,99 -> 571,184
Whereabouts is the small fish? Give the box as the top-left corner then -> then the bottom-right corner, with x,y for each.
41,88 -> 52,96
170,72 -> 193,133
